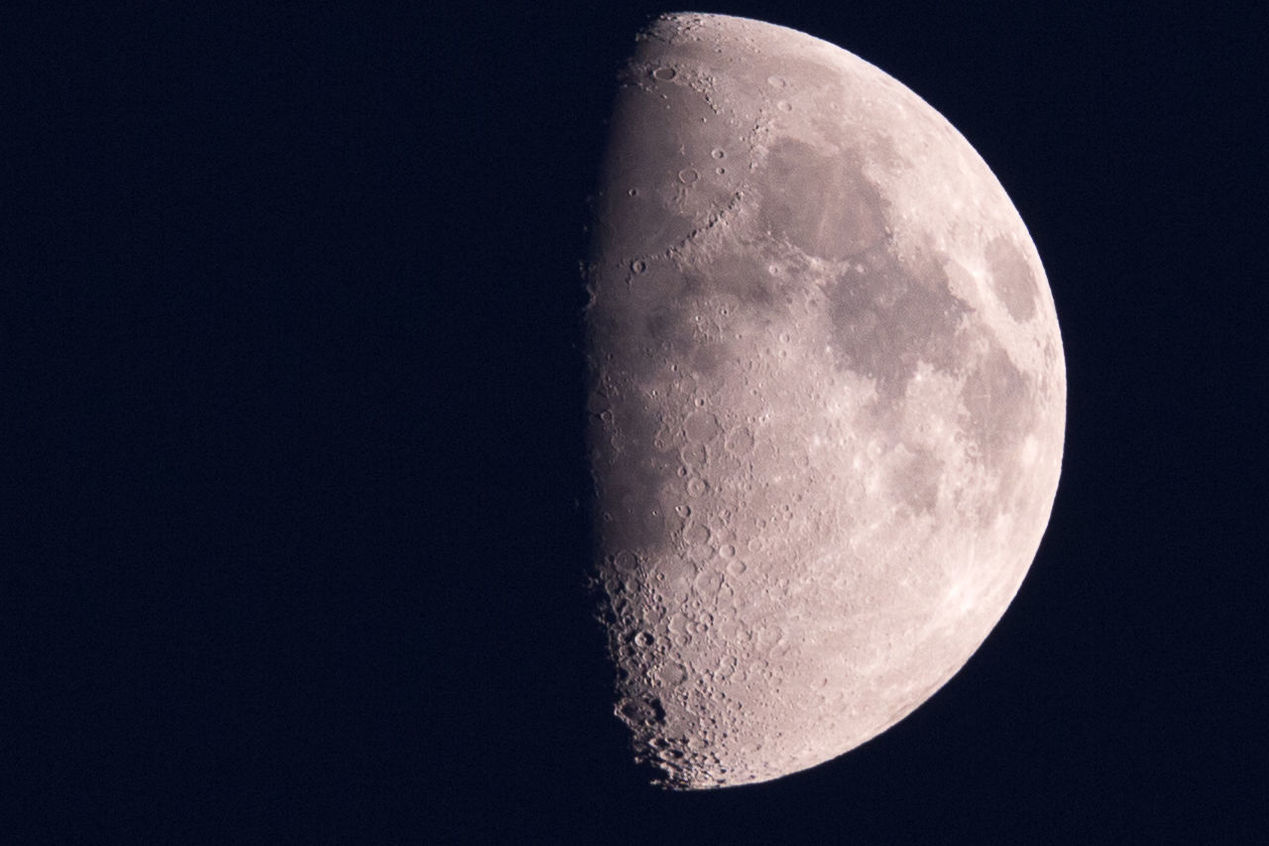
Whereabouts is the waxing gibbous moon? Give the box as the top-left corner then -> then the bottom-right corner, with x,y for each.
584,13 -> 1065,789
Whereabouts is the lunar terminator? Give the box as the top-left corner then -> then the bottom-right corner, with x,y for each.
585,13 -> 1065,789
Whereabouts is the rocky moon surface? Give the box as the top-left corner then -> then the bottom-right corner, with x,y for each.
585,13 -> 1065,789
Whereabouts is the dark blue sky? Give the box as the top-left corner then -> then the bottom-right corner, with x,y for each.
9,2 -> 1264,841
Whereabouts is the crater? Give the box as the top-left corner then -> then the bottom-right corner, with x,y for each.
619,696 -> 667,725
684,410 -> 722,443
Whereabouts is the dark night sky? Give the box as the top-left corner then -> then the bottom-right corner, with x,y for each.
8,1 -> 1266,841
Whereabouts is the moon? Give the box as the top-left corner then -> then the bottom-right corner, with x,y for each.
584,13 -> 1065,789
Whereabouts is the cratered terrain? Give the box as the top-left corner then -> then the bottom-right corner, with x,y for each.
585,13 -> 1065,789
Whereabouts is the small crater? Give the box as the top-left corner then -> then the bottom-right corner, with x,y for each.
726,559 -> 748,577
712,148 -> 726,159
630,259 -> 647,274
776,100 -> 793,112
678,168 -> 700,185
652,66 -> 677,81
766,75 -> 787,89
686,477 -> 707,497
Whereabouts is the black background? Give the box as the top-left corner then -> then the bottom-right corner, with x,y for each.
8,1 -> 1265,841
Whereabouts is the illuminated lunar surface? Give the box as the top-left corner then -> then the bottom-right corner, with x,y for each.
584,13 -> 1065,789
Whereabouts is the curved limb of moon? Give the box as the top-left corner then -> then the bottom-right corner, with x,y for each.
586,12 -> 1065,789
